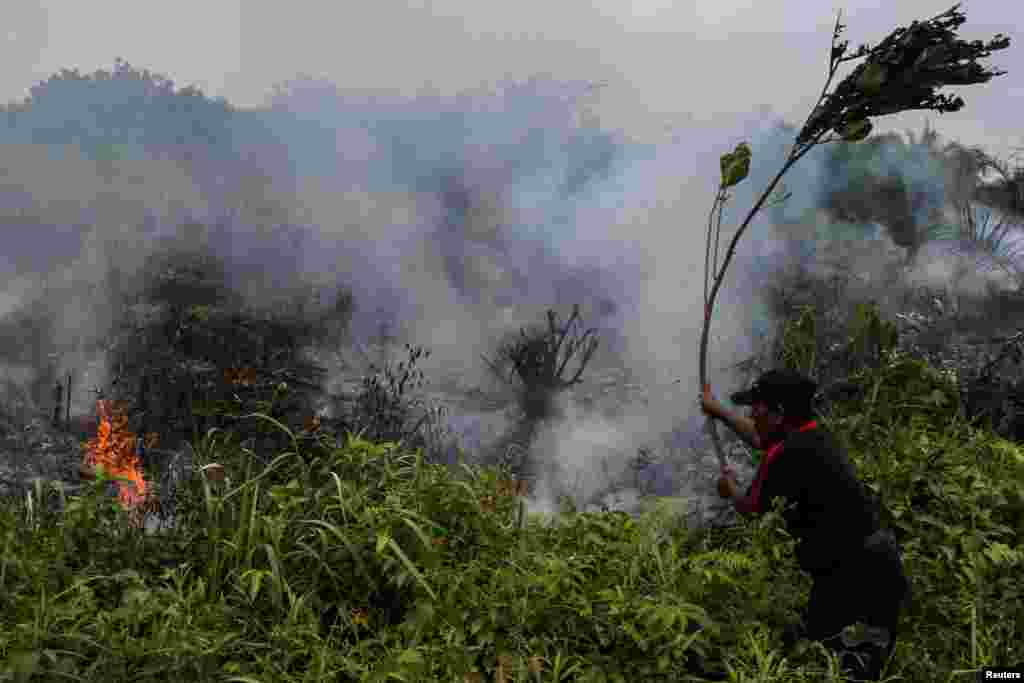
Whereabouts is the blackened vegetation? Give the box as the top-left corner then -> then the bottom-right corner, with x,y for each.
957,329 -> 1024,443
483,305 -> 599,422
757,253 -> 1024,448
55,226 -> 453,480
345,343 -> 452,461
105,236 -> 352,459
481,305 -> 600,477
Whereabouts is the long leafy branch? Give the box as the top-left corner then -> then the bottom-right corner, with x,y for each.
699,4 -> 1009,466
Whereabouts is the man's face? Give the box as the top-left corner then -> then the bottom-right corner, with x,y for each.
750,400 -> 784,439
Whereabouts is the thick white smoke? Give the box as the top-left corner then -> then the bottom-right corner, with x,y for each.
0,54 -> 1017,525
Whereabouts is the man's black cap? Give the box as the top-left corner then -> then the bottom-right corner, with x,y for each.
730,369 -> 818,414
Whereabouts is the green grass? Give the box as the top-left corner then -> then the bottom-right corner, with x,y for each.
0,354 -> 1021,682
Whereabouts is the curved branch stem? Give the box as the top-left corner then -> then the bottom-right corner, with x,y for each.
698,137 -> 822,466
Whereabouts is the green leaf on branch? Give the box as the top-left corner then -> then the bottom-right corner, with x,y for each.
838,118 -> 873,142
719,142 -> 752,189
856,62 -> 888,95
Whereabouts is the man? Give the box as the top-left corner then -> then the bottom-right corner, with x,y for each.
701,369 -> 910,681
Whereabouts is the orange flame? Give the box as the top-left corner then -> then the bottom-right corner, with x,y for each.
81,400 -> 157,527
224,366 -> 257,386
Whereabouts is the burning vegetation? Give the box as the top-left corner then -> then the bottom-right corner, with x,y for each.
79,399 -> 159,526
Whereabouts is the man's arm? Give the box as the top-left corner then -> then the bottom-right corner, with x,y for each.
701,387 -> 761,449
715,408 -> 762,451
702,387 -> 762,513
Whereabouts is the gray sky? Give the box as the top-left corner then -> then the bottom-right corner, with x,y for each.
3,0 -> 1020,158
